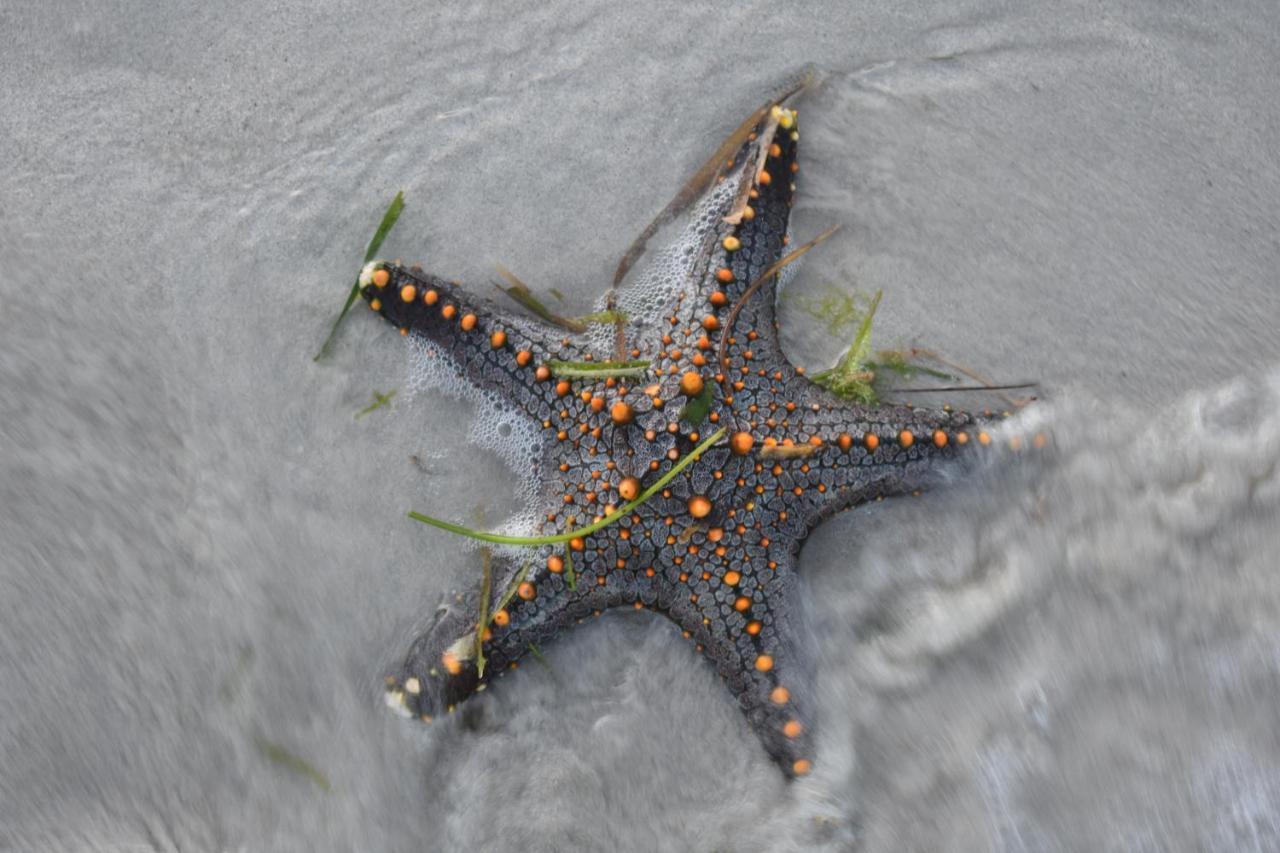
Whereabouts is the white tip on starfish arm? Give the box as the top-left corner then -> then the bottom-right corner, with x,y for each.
358,261 -> 380,287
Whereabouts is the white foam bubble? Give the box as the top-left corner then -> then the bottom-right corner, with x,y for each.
404,334 -> 544,540
589,173 -> 742,353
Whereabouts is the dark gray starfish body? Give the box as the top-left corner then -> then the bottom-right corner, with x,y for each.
363,94 -> 988,776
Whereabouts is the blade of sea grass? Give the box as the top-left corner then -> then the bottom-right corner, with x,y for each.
354,389 -> 397,419
563,548 -> 576,591
494,563 -> 531,616
546,359 -> 650,379
408,428 -> 726,546
314,192 -> 405,361
254,736 -> 331,793
493,265 -> 588,332
474,548 -> 492,677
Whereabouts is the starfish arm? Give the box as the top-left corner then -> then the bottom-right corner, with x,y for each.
637,100 -> 798,365
393,539 -> 717,721
361,264 -> 590,422
769,396 -> 985,529
657,540 -> 816,776
702,103 -> 800,309
708,109 -> 801,336
390,548 -> 606,719
611,105 -> 804,433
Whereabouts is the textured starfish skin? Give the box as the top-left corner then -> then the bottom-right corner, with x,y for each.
363,97 -> 982,776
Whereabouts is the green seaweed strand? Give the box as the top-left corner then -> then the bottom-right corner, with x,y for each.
407,428 -> 727,545
545,359 -> 650,379
314,192 -> 405,361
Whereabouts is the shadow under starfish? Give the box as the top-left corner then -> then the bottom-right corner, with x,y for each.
363,85 -> 1000,778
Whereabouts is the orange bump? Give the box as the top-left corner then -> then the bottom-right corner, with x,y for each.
618,476 -> 641,502
535,365 -> 551,382
369,298 -> 382,311
441,304 -> 456,320
460,313 -> 477,331
611,401 -> 634,425
688,496 -> 712,519
755,654 -> 774,672
783,720 -> 803,738
400,284 -> 417,303
838,433 -> 853,451
515,350 -> 532,367
757,169 -> 772,186
745,620 -> 761,635
517,582 -> 536,601
423,289 -> 438,305
547,555 -> 564,574
792,759 -> 812,776
372,268 -> 390,288
492,609 -> 510,627
715,268 -> 734,284
723,570 -> 741,586
734,596 -> 751,612
556,380 -> 571,397
899,430 -> 915,448
933,430 -> 948,448
770,686 -> 789,705
702,315 -> 720,332
978,431 -> 991,446
864,433 -> 879,451
723,235 -> 741,251
730,431 -> 755,455
441,651 -> 462,676
680,371 -> 704,397
490,330 -> 507,349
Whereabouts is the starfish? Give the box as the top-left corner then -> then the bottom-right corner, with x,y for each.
361,90 -> 991,777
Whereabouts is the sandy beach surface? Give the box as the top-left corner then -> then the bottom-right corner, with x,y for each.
3,2 -> 1280,850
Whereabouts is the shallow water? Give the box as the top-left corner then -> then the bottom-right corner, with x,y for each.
3,2 -> 1280,851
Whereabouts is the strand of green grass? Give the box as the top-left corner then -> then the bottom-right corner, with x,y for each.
408,428 -> 726,546
493,562 -> 530,615
493,269 -> 588,333
355,389 -> 396,419
254,736 -> 331,793
314,191 -> 405,361
813,289 -> 881,403
546,359 -> 650,379
528,642 -> 551,669
474,548 -> 492,678
563,548 -> 576,591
